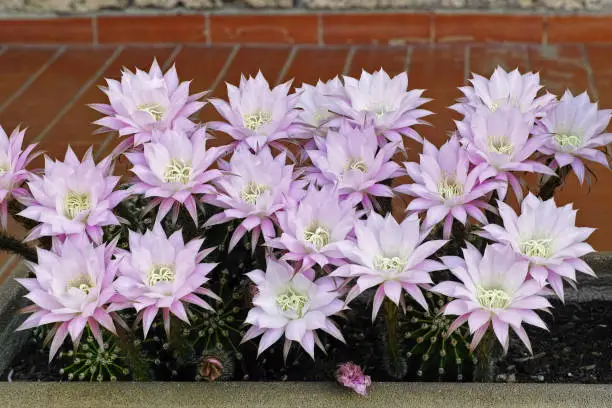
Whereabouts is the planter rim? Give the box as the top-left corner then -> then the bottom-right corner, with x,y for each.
0,382 -> 611,408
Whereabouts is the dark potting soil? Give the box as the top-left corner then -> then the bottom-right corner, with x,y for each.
3,300 -> 611,384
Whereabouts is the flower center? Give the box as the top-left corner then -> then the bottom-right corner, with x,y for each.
137,103 -> 165,121
554,133 -> 582,150
438,177 -> 463,201
368,103 -> 392,119
163,158 -> 192,184
64,191 -> 91,220
304,223 -> 330,250
241,181 -> 268,205
313,109 -> 332,126
520,238 -> 553,258
0,163 -> 10,176
346,159 -> 368,173
476,286 -> 511,309
373,255 -> 407,274
243,111 -> 272,131
275,288 -> 308,317
487,136 -> 514,155
67,274 -> 94,295
147,264 -> 175,286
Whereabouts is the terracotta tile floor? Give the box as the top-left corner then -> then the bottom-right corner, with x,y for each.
1,43 -> 611,282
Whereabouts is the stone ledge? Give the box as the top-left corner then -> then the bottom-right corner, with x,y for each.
0,382 -> 610,407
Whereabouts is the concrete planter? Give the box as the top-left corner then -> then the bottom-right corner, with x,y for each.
1,253 -> 611,386
0,382 -> 611,407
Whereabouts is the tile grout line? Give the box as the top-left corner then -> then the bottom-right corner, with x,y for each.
209,44 -> 240,93
34,46 -> 124,144
525,44 -> 533,72
404,46 -> 413,74
92,15 -> 99,47
541,15 -> 548,46
0,46 -> 65,116
580,44 -> 599,101
204,13 -> 211,46
317,13 -> 324,46
463,45 -> 471,84
342,46 -> 357,76
275,46 -> 298,86
163,44 -> 183,70
429,13 -> 436,44
96,48 -> 181,160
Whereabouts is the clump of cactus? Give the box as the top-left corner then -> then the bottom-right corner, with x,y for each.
402,292 -> 474,381
58,329 -> 129,382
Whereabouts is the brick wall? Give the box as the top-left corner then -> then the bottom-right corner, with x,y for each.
1,0 -> 609,13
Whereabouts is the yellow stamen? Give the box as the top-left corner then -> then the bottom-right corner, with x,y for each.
64,192 -> 91,220
304,223 -> 330,250
147,264 -> 175,286
438,178 -> 463,201
554,133 -> 582,149
275,288 -> 308,317
163,159 -> 192,184
476,286 -> 511,309
243,111 -> 272,131
520,238 -> 553,258
487,135 -> 514,155
137,103 -> 165,121
241,181 -> 269,205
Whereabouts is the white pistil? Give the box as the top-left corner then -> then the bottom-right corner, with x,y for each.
346,159 -> 368,173
67,275 -> 94,295
137,103 -> 165,121
554,133 -> 582,149
304,223 -> 330,250
476,286 -> 511,309
438,177 -> 463,201
64,191 -> 91,220
520,238 -> 553,258
241,181 -> 268,205
369,103 -> 392,119
373,255 -> 407,274
243,111 -> 272,131
147,264 -> 175,286
275,288 -> 308,317
163,159 -> 192,184
487,136 -> 514,155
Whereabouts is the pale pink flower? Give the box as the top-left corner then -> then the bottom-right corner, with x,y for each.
125,128 -> 224,225
269,186 -> 357,271
296,77 -> 347,133
395,136 -> 500,238
19,148 -> 127,243
332,213 -> 447,320
111,223 -> 219,338
16,234 -> 119,361
456,106 -> 556,201
242,258 -> 345,359
306,121 -> 401,210
90,59 -> 206,147
478,193 -> 596,301
536,90 -> 612,183
452,66 -> 556,119
327,69 -> 431,146
432,243 -> 552,353
0,125 -> 39,229
203,146 -> 305,252
208,72 -> 301,153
